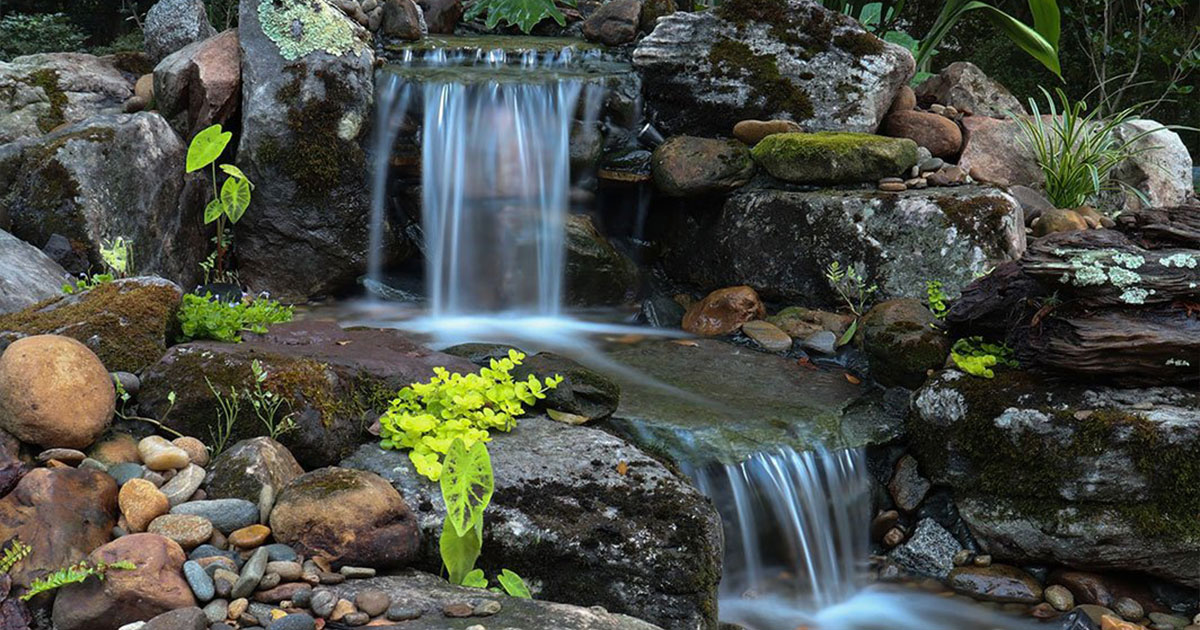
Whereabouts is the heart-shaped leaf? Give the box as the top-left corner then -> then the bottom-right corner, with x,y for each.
440,438 -> 494,538
220,176 -> 251,224
187,125 -> 232,173
219,164 -> 254,188
203,198 -> 224,224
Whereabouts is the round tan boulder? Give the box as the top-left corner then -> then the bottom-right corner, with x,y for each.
882,110 -> 963,159
51,533 -> 195,630
270,467 -> 419,569
0,335 -> 115,449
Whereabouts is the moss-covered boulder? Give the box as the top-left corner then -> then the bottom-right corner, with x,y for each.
0,277 -> 182,373
0,113 -> 207,284
138,320 -> 476,468
632,0 -> 914,136
651,135 -> 755,197
909,369 -> 1200,587
661,186 -> 1025,306
857,298 -> 949,388
564,214 -> 640,307
751,132 -> 918,184
0,53 -> 133,144
236,0 -> 377,301
341,415 -> 722,630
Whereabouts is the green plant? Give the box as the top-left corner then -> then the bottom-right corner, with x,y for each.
915,0 -> 1062,78
62,273 -> 114,295
247,360 -> 296,440
177,293 -> 293,343
824,260 -> 877,346
100,237 -> 134,278
0,540 -> 31,575
1012,87 -> 1181,209
206,377 -> 241,458
950,336 -> 1018,378
113,377 -> 183,439
21,560 -> 136,601
187,124 -> 253,284
0,13 -> 87,61
378,350 -> 562,481
926,280 -> 950,319
462,0 -> 577,33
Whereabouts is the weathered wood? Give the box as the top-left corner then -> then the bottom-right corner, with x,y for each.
944,261 -> 1044,339
1023,230 -> 1200,307
1021,307 -> 1199,385
1117,202 -> 1200,249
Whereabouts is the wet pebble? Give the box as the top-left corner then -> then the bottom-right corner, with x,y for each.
230,524 -> 271,548
183,560 -> 215,601
172,499 -> 260,533
267,613 -> 316,630
355,588 -> 390,616
387,604 -> 423,621
1113,597 -> 1143,622
1044,584 -> 1074,611
138,436 -> 191,471
801,330 -> 837,355
310,590 -> 337,618
233,547 -> 270,599
342,612 -> 369,626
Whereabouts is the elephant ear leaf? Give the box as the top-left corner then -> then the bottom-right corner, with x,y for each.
187,124 -> 232,173
497,569 -> 532,599
440,439 -> 494,538
220,176 -> 251,224
203,198 -> 224,225
219,164 -> 254,188
1027,0 -> 1060,52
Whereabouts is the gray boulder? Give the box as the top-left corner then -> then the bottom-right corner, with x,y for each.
0,53 -> 133,144
0,113 -> 206,286
0,231 -> 69,314
910,369 -> 1200,587
340,416 -> 723,630
913,62 -> 1024,118
888,518 -> 962,580
1107,120 -> 1193,213
236,0 -> 375,301
632,0 -> 913,136
144,0 -> 217,62
204,437 -> 304,504
661,185 -> 1025,306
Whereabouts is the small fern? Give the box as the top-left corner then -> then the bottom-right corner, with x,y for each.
20,560 -> 136,601
0,539 -> 31,574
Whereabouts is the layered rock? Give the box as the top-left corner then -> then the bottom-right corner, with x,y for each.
154,29 -> 241,137
236,0 -> 375,300
910,370 -> 1200,587
0,277 -> 183,373
0,230 -> 68,314
632,0 -> 913,135
662,186 -> 1025,306
0,53 -> 133,144
140,320 -> 476,468
0,113 -> 206,285
341,416 -> 723,630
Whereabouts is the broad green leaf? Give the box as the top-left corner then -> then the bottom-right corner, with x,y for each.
220,176 -> 251,224
439,519 -> 482,586
219,164 -> 254,188
462,569 -> 488,588
497,569 -> 532,599
966,2 -> 1061,78
440,439 -> 494,537
186,125 -> 232,173
1027,0 -> 1060,51
203,198 -> 224,224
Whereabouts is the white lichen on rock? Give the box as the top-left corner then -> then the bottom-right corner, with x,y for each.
1119,287 -> 1152,304
258,0 -> 366,61
1166,358 -> 1191,367
1159,252 -> 1198,269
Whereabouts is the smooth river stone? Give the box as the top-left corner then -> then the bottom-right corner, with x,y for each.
184,559 -> 216,601
172,436 -> 210,466
229,524 -> 270,549
171,499 -> 259,533
160,464 -> 206,506
740,320 -> 792,352
232,547 -> 269,599
138,435 -> 191,471
148,513 -> 214,549
119,478 -> 169,532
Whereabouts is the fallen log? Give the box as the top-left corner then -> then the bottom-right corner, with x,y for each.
1116,202 -> 1200,249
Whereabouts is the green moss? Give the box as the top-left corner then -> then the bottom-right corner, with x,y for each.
257,0 -> 366,61
935,193 -> 1014,246
708,38 -> 813,120
833,31 -> 885,56
23,69 -> 67,133
715,0 -> 788,24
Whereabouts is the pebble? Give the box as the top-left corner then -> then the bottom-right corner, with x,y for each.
387,604 -> 423,621
160,464 -> 206,507
37,448 -> 86,465
905,177 -> 928,189
119,478 -> 170,533
318,571 -> 346,584
310,590 -> 337,618
263,544 -> 298,562
171,499 -> 260,533
444,602 -> 474,617
952,550 -> 971,566
343,611 -> 369,626
211,624 -> 235,630
801,330 -> 837,355
203,599 -> 228,624
339,566 -> 375,579
972,554 -> 992,567
267,613 -> 316,630
919,157 -> 944,172
929,103 -> 946,115
228,597 -> 249,619
190,544 -> 241,567
878,180 -> 906,192
355,588 -> 390,616
1148,613 -> 1190,629
1044,584 -> 1074,611
258,572 -> 281,591
230,524 -> 271,548
740,320 -> 792,352
112,371 -> 140,394
141,469 -> 165,486
259,484 -> 275,524
208,528 -> 226,549
148,514 -> 214,549
1113,597 -> 1143,622
108,462 -> 144,486
265,561 -> 302,581
184,560 -> 216,601
255,582 -> 310,604
213,568 -> 239,599
233,547 -> 270,599
882,527 -> 905,548
474,600 -> 502,616
172,436 -> 209,466
330,598 -> 356,621
138,435 -> 191,471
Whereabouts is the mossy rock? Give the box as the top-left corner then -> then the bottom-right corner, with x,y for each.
751,131 -> 918,184
856,298 -> 948,388
0,277 -> 181,373
563,214 -> 639,307
650,135 -> 755,197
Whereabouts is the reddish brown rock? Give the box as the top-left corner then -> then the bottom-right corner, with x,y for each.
416,0 -> 462,33
882,110 -> 962,159
889,85 -> 916,113
681,286 -> 766,337
0,468 -> 117,589
582,0 -> 641,46
651,135 -> 754,197
52,533 -> 195,630
1032,208 -> 1089,237
958,115 -> 1044,188
270,467 -> 420,569
154,29 -> 241,137
947,564 -> 1043,604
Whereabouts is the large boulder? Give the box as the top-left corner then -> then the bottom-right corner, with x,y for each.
153,29 -> 241,138
582,0 -> 642,46
341,416 -> 723,630
651,135 -> 754,196
0,230 -> 68,314
140,320 -> 476,468
0,53 -> 133,144
0,277 -> 183,373
144,0 -> 217,62
910,370 -> 1200,587
52,533 -> 196,630
913,62 -> 1024,118
0,468 -> 117,589
237,0 -> 375,301
632,0 -> 913,136
0,335 -> 114,449
324,571 -> 664,629
204,436 -> 304,504
751,132 -> 918,184
564,214 -> 640,307
1107,120 -> 1193,213
0,113 -> 206,286
881,110 -> 962,159
956,115 -> 1042,188
661,186 -> 1025,306
270,467 -> 420,569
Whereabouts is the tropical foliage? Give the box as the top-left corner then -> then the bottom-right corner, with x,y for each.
463,0 -> 577,33
915,0 -> 1062,78
177,292 -> 294,343
187,124 -> 253,284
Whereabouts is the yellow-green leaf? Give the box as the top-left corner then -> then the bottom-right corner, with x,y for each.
187,124 -> 231,173
440,439 -> 494,538
219,164 -> 254,188
220,176 -> 251,223
203,198 -> 224,224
